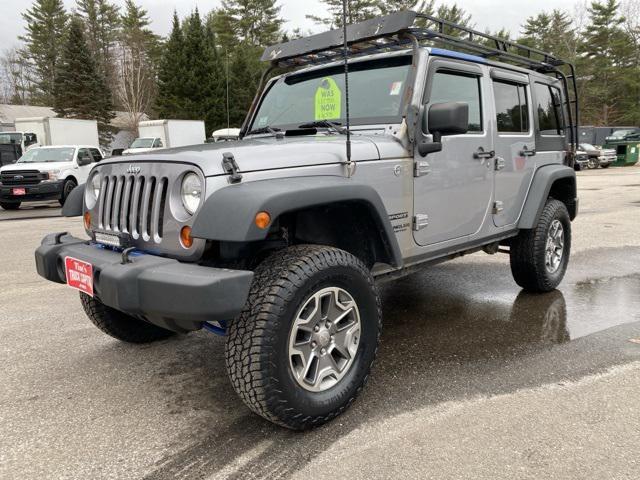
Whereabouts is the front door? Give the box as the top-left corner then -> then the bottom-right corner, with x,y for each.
490,71 -> 536,227
413,59 -> 494,247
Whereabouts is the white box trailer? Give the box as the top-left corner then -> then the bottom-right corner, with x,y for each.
14,117 -> 99,148
123,120 -> 206,155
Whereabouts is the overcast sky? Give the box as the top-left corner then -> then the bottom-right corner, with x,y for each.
0,0 -> 579,50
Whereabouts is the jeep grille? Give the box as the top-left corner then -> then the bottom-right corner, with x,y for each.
87,162 -> 205,259
98,174 -> 168,242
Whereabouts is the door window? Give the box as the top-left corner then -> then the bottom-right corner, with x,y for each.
153,138 -> 163,148
535,83 -> 564,135
493,81 -> 529,133
89,148 -> 103,162
429,71 -> 483,132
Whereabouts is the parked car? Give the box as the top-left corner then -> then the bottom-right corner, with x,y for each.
35,12 -> 579,430
122,120 -> 206,155
574,147 -> 589,171
0,145 -> 104,210
605,129 -> 640,143
207,128 -> 241,143
579,143 -> 616,169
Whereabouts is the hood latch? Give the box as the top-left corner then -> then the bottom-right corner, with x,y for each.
222,152 -> 243,184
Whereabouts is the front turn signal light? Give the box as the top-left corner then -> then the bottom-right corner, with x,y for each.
255,211 -> 271,230
83,211 -> 91,230
180,226 -> 193,248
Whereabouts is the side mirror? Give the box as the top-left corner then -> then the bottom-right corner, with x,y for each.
418,102 -> 469,157
77,153 -> 92,166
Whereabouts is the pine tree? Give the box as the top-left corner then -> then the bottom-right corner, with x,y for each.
435,4 -> 473,35
217,0 -> 284,48
155,12 -> 186,119
20,0 -> 68,104
579,0 -> 630,124
76,0 -> 120,84
53,16 -> 115,145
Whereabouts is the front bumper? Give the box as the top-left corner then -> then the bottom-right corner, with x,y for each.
35,233 -> 254,332
0,180 -> 64,202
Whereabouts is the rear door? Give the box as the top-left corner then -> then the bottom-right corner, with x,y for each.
413,59 -> 494,246
490,69 -> 535,227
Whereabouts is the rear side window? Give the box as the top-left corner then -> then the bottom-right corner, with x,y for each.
493,81 -> 529,133
535,84 -> 564,135
430,71 -> 483,132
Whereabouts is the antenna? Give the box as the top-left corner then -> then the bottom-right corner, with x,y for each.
225,48 -> 230,132
342,0 -> 354,177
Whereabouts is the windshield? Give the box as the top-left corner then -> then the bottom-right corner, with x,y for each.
18,147 -> 75,163
0,133 -> 23,145
250,56 -> 412,133
130,138 -> 155,149
580,143 -> 596,150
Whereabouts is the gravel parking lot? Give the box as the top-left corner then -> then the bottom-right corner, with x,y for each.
1,167 -> 639,479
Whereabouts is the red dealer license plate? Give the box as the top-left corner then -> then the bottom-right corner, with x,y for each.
64,257 -> 94,297
12,188 -> 26,195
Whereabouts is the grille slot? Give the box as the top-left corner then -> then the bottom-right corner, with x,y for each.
97,173 -> 168,243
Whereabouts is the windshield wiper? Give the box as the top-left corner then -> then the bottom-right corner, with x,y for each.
298,120 -> 346,134
247,125 -> 283,136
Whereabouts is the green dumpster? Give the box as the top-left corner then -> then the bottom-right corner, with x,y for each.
603,141 -> 640,167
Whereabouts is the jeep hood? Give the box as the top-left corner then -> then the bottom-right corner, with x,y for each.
103,135 -> 383,177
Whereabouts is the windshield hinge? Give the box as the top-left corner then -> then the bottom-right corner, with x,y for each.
222,152 -> 242,184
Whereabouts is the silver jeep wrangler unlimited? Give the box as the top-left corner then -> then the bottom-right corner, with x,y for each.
35,12 -> 579,429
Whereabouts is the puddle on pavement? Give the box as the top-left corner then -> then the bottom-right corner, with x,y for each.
378,268 -> 640,359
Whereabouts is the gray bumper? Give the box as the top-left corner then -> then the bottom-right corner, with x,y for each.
35,233 -> 254,332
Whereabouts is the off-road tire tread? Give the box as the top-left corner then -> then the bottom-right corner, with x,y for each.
510,199 -> 570,292
80,292 -> 175,343
225,245 -> 382,430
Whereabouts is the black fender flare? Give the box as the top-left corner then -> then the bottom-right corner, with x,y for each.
191,176 -> 403,267
61,184 -> 85,217
518,165 -> 577,229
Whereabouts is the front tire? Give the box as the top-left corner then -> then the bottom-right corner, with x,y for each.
0,201 -> 20,210
510,199 -> 571,292
225,245 -> 381,430
80,293 -> 175,343
59,179 -> 77,206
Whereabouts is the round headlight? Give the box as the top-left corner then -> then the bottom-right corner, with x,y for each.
181,172 -> 202,214
85,172 -> 101,209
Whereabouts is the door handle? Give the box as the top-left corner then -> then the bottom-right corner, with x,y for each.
474,148 -> 495,160
520,146 -> 536,157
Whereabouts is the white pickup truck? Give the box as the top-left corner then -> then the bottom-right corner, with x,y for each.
0,118 -> 100,166
0,145 -> 104,210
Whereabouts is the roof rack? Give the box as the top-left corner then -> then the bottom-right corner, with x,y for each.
257,11 -> 578,150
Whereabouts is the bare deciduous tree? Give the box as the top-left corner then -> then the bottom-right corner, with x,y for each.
115,43 -> 156,135
0,47 -> 33,105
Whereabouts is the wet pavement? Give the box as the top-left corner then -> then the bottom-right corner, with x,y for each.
0,166 -> 639,479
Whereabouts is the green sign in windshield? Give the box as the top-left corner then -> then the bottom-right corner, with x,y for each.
315,77 -> 342,121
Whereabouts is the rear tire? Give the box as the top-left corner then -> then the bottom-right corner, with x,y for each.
0,201 -> 20,210
225,245 -> 382,430
59,179 -> 77,206
510,199 -> 571,292
80,293 -> 175,343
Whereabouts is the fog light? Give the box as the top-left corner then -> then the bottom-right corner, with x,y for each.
255,211 -> 271,230
180,226 -> 193,248
83,211 -> 91,230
